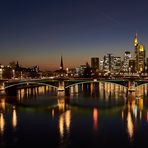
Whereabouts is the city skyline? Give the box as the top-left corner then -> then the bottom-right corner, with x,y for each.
0,0 -> 148,70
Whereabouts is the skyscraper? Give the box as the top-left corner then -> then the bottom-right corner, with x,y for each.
99,60 -> 104,71
123,51 -> 131,72
134,34 -> 145,72
103,53 -> 113,72
91,57 -> 99,70
129,59 -> 136,73
112,56 -> 121,72
134,33 -> 138,48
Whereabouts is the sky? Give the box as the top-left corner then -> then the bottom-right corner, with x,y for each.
0,0 -> 148,70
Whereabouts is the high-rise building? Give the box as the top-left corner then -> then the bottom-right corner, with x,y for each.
99,60 -> 104,71
134,33 -> 138,49
112,56 -> 122,72
75,65 -> 86,77
103,53 -> 113,72
129,59 -> 136,73
136,44 -> 145,72
134,33 -> 145,72
146,58 -> 148,72
122,51 -> 131,72
75,63 -> 91,77
91,57 -> 99,70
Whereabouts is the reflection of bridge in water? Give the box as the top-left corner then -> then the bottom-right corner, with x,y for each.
1,78 -> 148,96
0,78 -> 147,102
2,79 -> 147,109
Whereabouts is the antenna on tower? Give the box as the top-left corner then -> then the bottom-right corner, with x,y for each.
60,53 -> 64,70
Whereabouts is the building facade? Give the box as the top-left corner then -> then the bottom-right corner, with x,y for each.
112,56 -> 122,72
103,53 -> 113,72
122,51 -> 131,72
91,57 -> 99,70
134,34 -> 145,73
129,59 -> 136,73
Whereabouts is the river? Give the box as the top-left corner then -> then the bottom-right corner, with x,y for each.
0,82 -> 148,147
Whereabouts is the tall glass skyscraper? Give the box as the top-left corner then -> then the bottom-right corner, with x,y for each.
134,34 -> 145,72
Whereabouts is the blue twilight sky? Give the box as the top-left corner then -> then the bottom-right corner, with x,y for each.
0,0 -> 148,70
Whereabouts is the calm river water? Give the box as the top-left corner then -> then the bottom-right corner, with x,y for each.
0,82 -> 148,147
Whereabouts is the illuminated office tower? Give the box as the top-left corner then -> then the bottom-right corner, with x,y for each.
129,59 -> 136,73
99,60 -> 103,71
103,53 -> 113,72
146,58 -> 148,72
123,51 -> 131,72
112,56 -> 121,72
134,34 -> 145,72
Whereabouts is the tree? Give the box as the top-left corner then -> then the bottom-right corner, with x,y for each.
3,67 -> 12,79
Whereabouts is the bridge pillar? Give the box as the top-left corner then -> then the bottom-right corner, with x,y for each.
58,80 -> 65,91
57,80 -> 71,97
128,80 -> 136,94
0,82 -> 5,91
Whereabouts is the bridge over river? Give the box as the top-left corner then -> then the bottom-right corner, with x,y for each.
1,77 -> 148,96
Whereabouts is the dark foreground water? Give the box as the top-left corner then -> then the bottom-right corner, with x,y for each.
0,82 -> 148,147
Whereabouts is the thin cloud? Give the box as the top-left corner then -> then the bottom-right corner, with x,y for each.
101,12 -> 120,24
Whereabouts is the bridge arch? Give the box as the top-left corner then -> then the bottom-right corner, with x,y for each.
65,80 -> 128,89
5,81 -> 58,90
135,82 -> 148,89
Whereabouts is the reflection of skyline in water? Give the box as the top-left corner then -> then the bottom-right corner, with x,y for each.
122,90 -> 144,141
14,86 -> 58,107
69,82 -> 127,107
58,110 -> 71,141
17,86 -> 57,101
0,99 -> 18,136
93,108 -> 98,131
69,82 -> 127,98
12,106 -> 17,129
1,82 -> 148,147
127,111 -> 134,139
2,82 -> 147,102
0,113 -> 5,135
7,82 -> 148,109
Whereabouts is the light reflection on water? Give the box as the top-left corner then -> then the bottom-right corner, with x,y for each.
0,113 -> 5,135
127,108 -> 134,139
0,82 -> 148,147
69,82 -> 127,108
93,108 -> 98,131
12,106 -> 17,129
58,110 -> 71,141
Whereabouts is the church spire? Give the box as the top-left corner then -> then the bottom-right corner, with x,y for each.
60,55 -> 63,70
